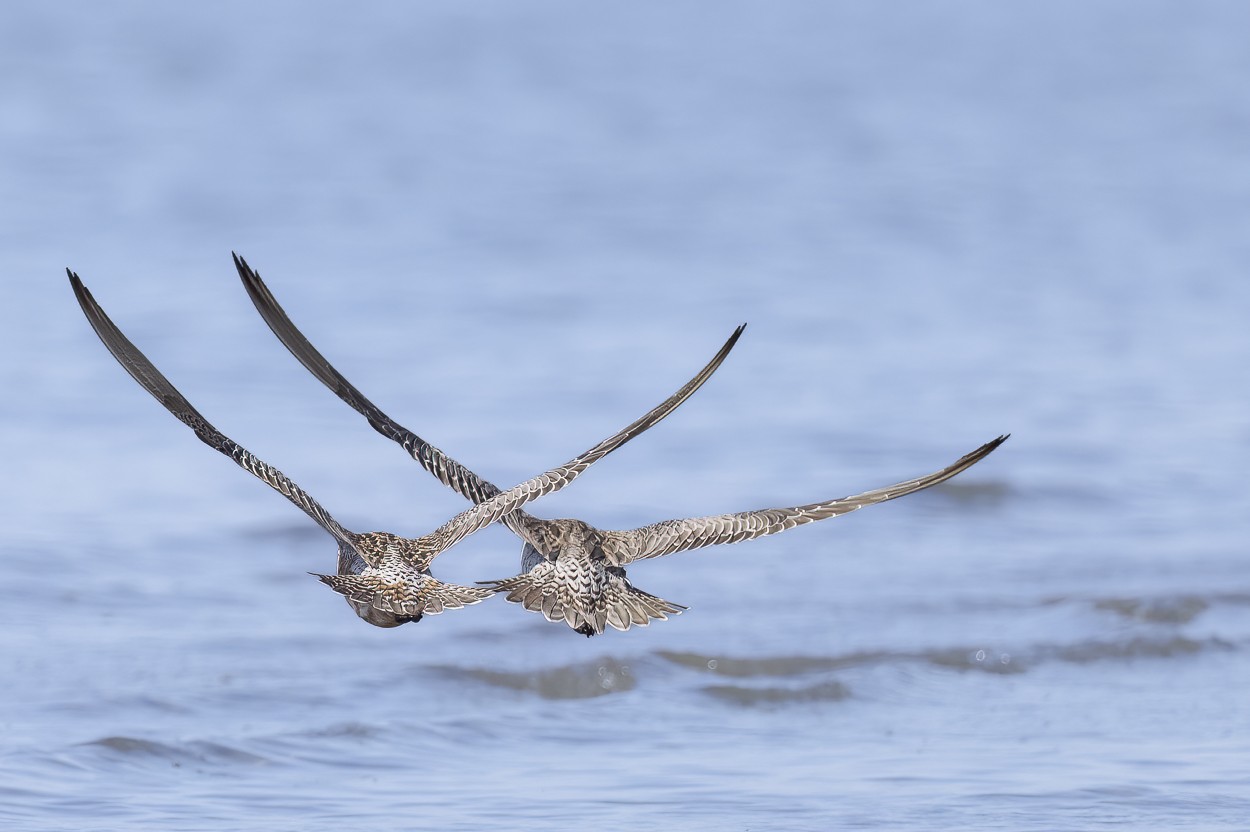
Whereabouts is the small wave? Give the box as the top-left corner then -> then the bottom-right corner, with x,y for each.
925,648 -> 1028,675
656,650 -> 863,677
1051,635 -> 1233,664
1093,596 -> 1210,624
79,736 -> 270,767
434,629 -> 1238,707
82,737 -> 180,758
657,632 -> 1236,687
299,721 -> 381,740
657,647 -> 1024,677
443,657 -> 636,699
701,680 -> 852,707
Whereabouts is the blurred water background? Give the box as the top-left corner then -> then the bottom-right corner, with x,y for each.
3,2 -> 1249,829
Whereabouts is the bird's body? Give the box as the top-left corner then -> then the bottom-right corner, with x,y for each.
322,531 -> 493,627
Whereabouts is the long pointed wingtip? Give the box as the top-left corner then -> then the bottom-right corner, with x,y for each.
976,434 -> 1010,459
232,251 -> 253,277
67,269 -> 92,307
715,323 -> 747,358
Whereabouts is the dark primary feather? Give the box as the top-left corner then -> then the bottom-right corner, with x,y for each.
235,253 -> 517,525
69,269 -> 355,546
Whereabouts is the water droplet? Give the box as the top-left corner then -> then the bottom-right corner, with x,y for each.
975,649 -> 986,662
707,659 -> 718,671
1000,653 -> 1011,664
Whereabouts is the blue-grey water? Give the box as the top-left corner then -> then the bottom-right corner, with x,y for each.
3,2 -> 1250,829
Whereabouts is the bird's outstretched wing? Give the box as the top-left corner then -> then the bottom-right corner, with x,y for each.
422,324 -> 749,558
69,270 -> 355,547
235,253 -> 744,543
235,253 -> 514,518
601,435 -> 1009,564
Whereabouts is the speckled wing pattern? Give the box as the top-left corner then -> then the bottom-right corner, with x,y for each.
68,270 -> 354,547
417,337 -> 746,558
601,435 -> 1010,564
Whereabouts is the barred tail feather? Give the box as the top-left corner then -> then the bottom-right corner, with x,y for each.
481,568 -> 686,636
314,573 -> 494,617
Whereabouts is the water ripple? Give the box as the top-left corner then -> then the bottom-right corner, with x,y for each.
701,680 -> 852,707
1049,635 -> 1233,664
656,650 -> 858,677
657,632 -> 1239,685
437,657 -> 637,699
1092,592 -> 1250,624
77,736 -> 271,768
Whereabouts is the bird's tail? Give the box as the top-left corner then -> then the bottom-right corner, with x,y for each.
315,572 -> 495,618
480,569 -> 686,636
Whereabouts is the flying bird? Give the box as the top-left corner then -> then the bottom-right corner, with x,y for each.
235,255 -> 1006,636
70,268 -> 742,628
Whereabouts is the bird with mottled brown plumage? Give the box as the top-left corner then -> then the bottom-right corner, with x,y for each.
235,255 -> 1006,636
70,267 -> 742,628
